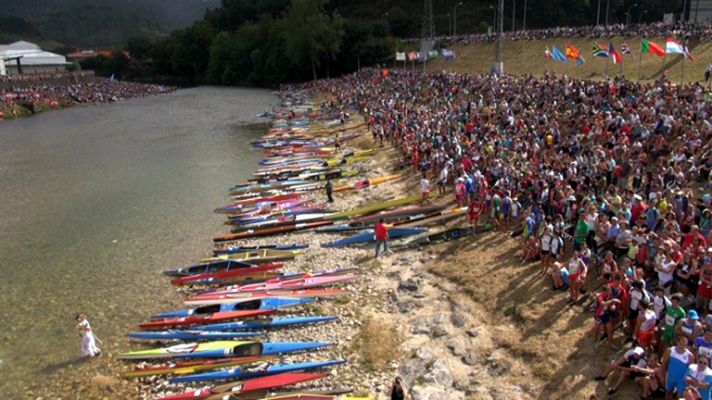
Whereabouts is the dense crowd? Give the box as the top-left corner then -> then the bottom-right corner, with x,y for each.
0,70 -> 95,83
310,68 -> 712,399
404,22 -> 712,45
0,75 -> 174,116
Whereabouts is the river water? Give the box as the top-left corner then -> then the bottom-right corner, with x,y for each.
0,87 -> 276,397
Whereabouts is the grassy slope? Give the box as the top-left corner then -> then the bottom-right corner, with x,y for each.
428,36 -> 712,84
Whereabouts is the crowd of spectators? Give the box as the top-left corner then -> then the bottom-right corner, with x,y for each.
310,67 -> 712,398
403,22 -> 712,45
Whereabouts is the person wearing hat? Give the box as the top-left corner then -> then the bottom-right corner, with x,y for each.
683,355 -> 712,400
675,310 -> 703,344
454,177 -> 466,207
594,346 -> 647,396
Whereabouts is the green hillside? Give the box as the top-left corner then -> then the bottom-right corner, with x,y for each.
428,37 -> 712,84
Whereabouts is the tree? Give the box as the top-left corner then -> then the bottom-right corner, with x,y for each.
126,37 -> 153,60
282,0 -> 344,80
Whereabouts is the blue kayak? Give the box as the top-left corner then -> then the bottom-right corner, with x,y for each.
119,340 -> 332,361
152,298 -> 314,319
171,359 -> 345,383
127,330 -> 261,340
320,227 -> 427,248
194,316 -> 337,331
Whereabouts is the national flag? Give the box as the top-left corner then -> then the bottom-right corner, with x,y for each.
592,43 -> 609,58
544,47 -> 552,59
609,42 -> 622,64
565,44 -> 580,60
684,44 -> 696,62
552,46 -> 567,62
621,42 -> 631,55
395,52 -> 406,61
577,55 -> 586,65
641,38 -> 665,57
428,50 -> 439,59
407,51 -> 418,61
665,38 -> 684,54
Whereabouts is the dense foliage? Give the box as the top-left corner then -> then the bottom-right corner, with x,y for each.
123,0 -> 688,86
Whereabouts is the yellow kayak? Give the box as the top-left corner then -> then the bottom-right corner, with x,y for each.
200,249 -> 303,264
327,193 -> 431,221
334,174 -> 401,192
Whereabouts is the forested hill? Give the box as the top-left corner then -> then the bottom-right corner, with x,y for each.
0,0 -> 220,48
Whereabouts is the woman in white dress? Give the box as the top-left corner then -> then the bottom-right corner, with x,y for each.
75,314 -> 101,357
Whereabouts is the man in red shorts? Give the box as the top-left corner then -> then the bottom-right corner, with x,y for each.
468,197 -> 484,233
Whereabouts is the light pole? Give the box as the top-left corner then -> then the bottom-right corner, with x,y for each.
605,0 -> 610,26
638,9 -> 648,24
447,13 -> 451,36
511,0 -> 516,31
626,3 -> 638,26
596,0 -> 601,25
522,0 -> 527,31
453,1 -> 463,36
490,5 -> 496,32
381,12 -> 389,27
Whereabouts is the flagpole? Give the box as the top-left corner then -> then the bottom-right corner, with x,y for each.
637,50 -> 642,82
681,53 -> 685,86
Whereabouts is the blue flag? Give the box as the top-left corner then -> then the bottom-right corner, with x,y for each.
552,46 -> 567,63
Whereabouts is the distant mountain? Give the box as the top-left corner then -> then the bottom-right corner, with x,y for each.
0,0 -> 221,48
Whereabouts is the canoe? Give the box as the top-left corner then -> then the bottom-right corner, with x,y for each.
122,355 -> 273,378
171,359 -> 345,384
395,207 -> 467,228
118,340 -> 332,360
220,194 -> 299,209
213,221 -> 334,243
255,394 -> 369,400
128,330 -> 261,341
152,298 -> 314,319
217,199 -> 310,215
320,228 -> 426,248
232,214 -> 331,231
333,174 -> 400,193
192,316 -> 337,331
156,372 -> 327,400
199,249 -> 303,264
213,244 -> 308,256
185,289 -> 348,306
393,227 -> 473,249
325,195 -> 425,221
193,275 -> 358,298
170,264 -> 283,286
229,208 -> 324,224
139,309 -> 274,330
163,260 -> 271,278
350,205 -> 448,224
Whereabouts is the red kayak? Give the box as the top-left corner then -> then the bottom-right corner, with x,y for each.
213,220 -> 333,243
171,264 -> 283,286
156,372 -> 326,400
139,309 -> 273,330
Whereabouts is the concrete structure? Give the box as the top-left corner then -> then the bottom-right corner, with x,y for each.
0,41 -> 67,75
691,0 -> 712,23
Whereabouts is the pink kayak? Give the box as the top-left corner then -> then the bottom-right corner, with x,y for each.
192,275 -> 358,299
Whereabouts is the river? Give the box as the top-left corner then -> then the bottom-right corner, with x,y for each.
0,87 -> 277,398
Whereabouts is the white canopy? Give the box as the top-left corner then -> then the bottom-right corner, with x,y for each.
0,41 -> 67,66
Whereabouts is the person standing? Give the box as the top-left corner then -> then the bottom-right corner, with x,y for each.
75,313 -> 101,358
705,63 -> 712,87
662,335 -> 694,400
325,179 -> 334,203
375,218 -> 389,258
420,174 -> 430,204
390,376 -> 406,400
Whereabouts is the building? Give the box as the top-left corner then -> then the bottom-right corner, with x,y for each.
691,0 -> 712,23
0,41 -> 67,75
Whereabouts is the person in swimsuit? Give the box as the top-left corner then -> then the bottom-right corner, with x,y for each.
663,335 -> 694,400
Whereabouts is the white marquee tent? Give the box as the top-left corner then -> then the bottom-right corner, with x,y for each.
0,41 -> 67,75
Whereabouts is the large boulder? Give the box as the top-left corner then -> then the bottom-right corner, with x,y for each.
423,358 -> 454,387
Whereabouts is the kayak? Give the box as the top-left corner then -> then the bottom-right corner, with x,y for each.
395,207 -> 467,227
325,195 -> 425,221
213,221 -> 334,243
393,227 -> 476,249
170,264 -> 283,286
164,259 -> 258,278
217,199 -> 310,215
232,214 -> 331,231
192,275 -> 358,298
122,355 -> 274,378
192,316 -> 337,331
156,372 -> 327,400
199,249 -> 303,264
128,330 -> 262,341
118,340 -> 332,360
320,228 -> 426,248
333,174 -> 400,193
185,289 -> 349,306
213,244 -> 307,256
255,394 -> 369,400
151,298 -> 314,319
171,359 -> 345,384
139,309 -> 274,330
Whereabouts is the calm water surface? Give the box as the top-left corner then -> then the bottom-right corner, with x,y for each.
0,87 -> 276,397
